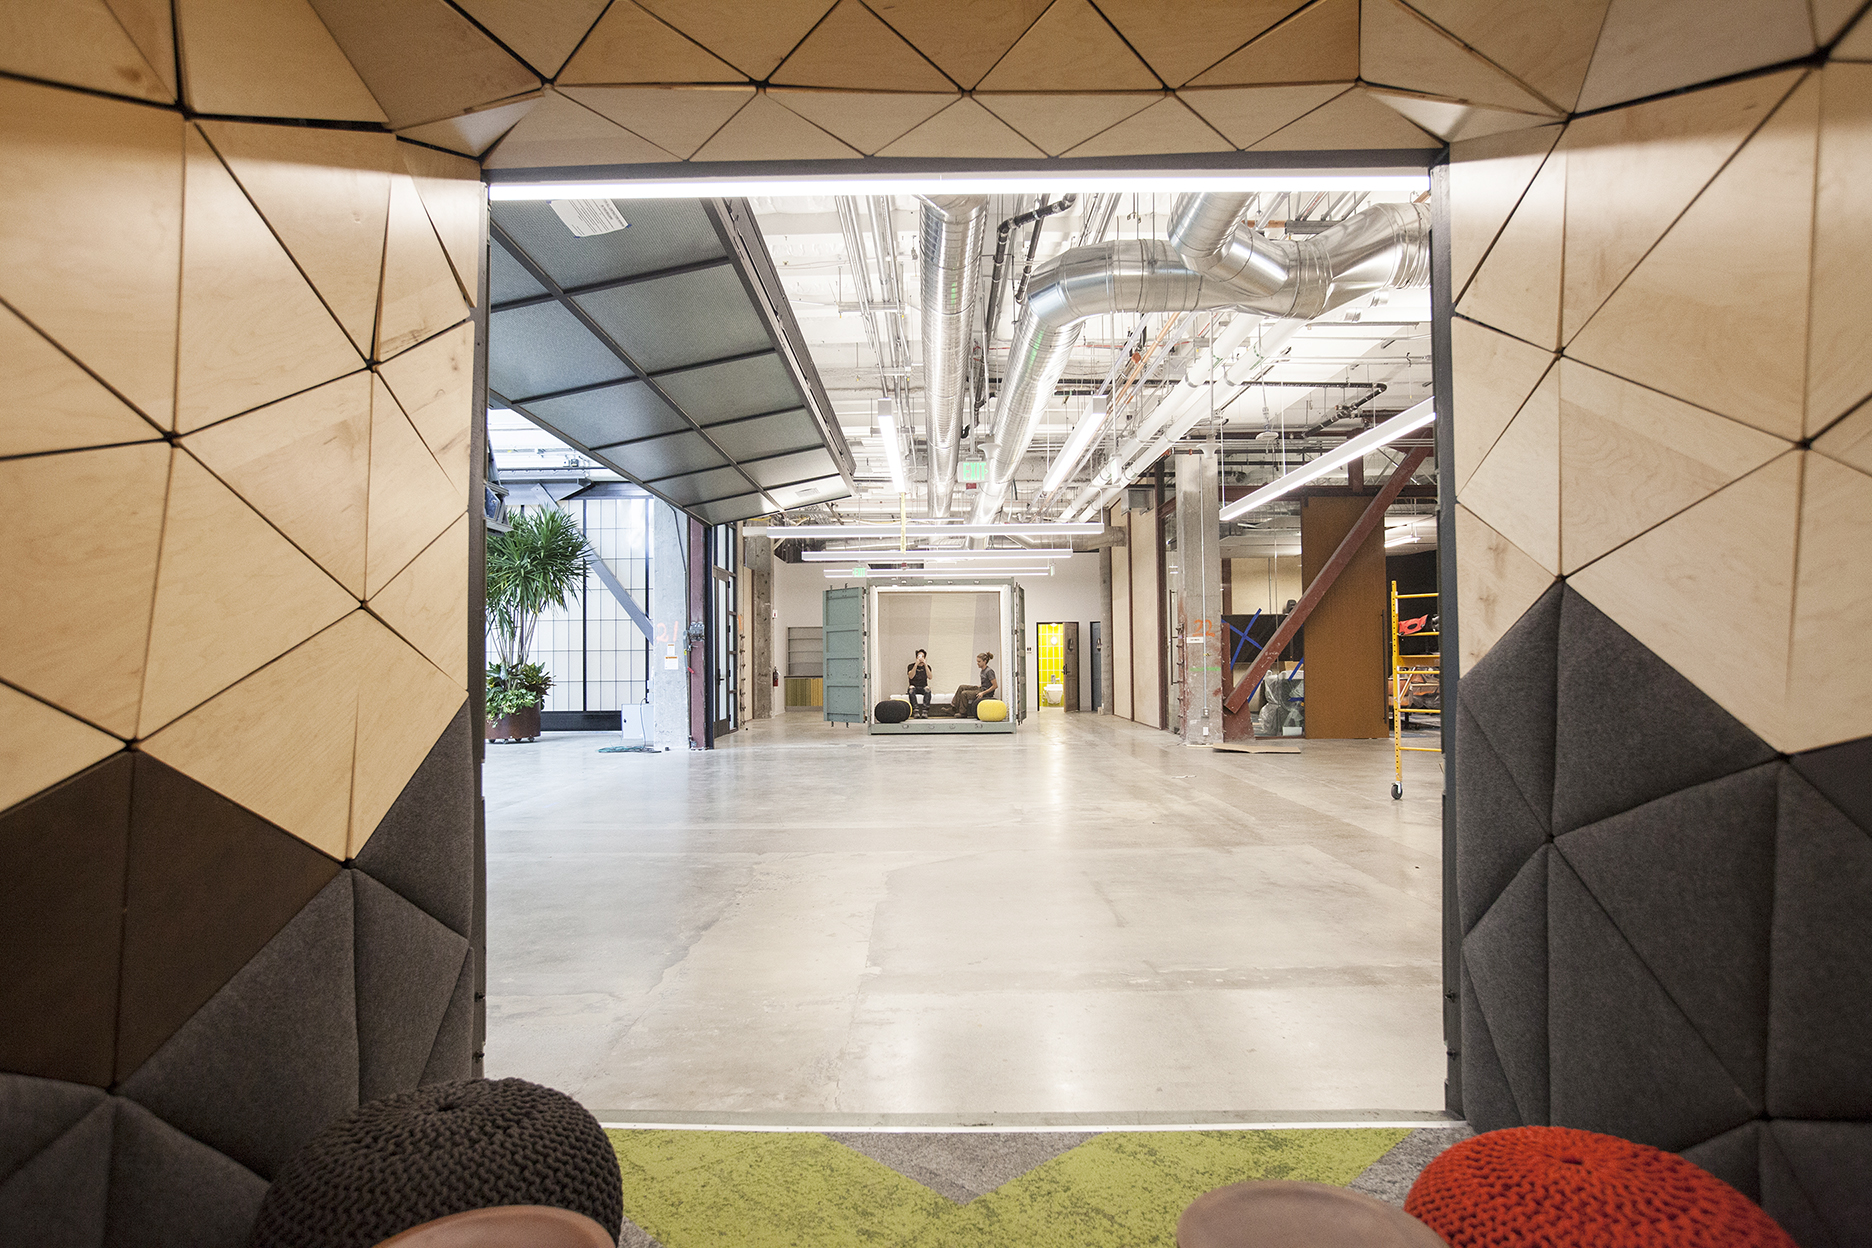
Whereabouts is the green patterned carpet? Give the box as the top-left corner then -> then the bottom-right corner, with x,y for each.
609,1127 -> 1414,1248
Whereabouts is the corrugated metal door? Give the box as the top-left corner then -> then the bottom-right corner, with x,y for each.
822,586 -> 867,723
1011,584 -> 1027,722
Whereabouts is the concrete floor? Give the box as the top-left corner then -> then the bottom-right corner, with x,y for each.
483,711 -> 1449,1124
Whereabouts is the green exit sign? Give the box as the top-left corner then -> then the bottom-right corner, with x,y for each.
958,460 -> 987,483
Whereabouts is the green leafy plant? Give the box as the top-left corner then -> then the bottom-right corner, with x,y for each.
485,508 -> 586,721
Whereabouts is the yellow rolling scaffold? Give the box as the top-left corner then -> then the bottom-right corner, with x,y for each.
1389,581 -> 1442,800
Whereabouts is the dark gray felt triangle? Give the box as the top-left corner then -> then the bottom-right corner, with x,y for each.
1760,1123 -> 1842,1248
1557,764 -> 1778,1110
1463,846 -> 1548,1125
106,1100 -> 267,1248
0,1098 -> 113,1248
1459,960 -> 1522,1133
1767,770 -> 1872,1119
353,701 -> 474,936
1791,734 -> 1872,836
0,1074 -> 107,1186
1766,1121 -> 1872,1248
118,874 -> 357,1181
1547,855 -> 1755,1151
353,870 -> 469,1103
1459,580 -> 1560,825
418,946 -> 475,1088
1680,1118 -> 1761,1202
1554,588 -> 1775,834
1455,705 -> 1549,934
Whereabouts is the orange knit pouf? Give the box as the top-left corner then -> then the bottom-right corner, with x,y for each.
1404,1127 -> 1796,1248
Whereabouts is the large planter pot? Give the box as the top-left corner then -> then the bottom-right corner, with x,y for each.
485,705 -> 541,743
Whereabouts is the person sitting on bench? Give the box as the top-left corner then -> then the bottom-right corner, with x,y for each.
954,652 -> 999,719
906,650 -> 932,718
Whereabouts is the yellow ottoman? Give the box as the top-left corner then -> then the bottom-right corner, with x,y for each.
976,699 -> 1008,722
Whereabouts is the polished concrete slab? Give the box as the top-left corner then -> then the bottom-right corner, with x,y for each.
483,711 -> 1448,1122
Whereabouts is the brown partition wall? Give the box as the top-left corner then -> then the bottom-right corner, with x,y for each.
1298,497 -> 1388,738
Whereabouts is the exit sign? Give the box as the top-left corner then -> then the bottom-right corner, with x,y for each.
959,460 -> 987,483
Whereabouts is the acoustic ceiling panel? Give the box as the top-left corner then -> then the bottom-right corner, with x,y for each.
575,266 -> 773,374
654,353 -> 801,423
690,92 -> 860,161
616,430 -> 729,482
860,0 -> 1050,90
524,382 -> 688,450
488,303 -> 634,400
1180,84 -> 1353,149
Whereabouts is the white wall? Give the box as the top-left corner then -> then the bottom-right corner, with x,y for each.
1016,552 -> 1102,713
773,555 -> 826,710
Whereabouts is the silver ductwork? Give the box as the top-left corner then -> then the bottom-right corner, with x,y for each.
973,195 -> 1430,521
917,195 -> 987,517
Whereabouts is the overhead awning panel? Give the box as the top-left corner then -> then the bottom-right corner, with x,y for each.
529,381 -> 689,450
488,303 -> 633,399
575,267 -> 774,374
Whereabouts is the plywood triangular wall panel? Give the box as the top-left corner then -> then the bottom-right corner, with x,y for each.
1457,149 -> 1565,348
1456,504 -> 1557,674
453,0 -> 609,78
879,99 -> 1045,159
975,0 -> 1160,92
175,0 -> 385,122
1575,0 -> 1814,113
1815,400 -> 1872,475
1404,0 -> 1611,112
1,0 -> 173,103
1451,316 -> 1556,492
0,684 -> 124,814
1361,0 -> 1559,117
137,454 -> 356,737
1188,0 -> 1360,86
1249,88 -> 1441,149
366,378 -> 466,599
176,127 -> 362,433
1568,73 -> 1819,442
397,96 -> 540,159
1094,0 -> 1306,88
771,0 -> 952,91
349,627 -> 467,856
198,121 -> 395,357
369,515 -> 469,688
0,80 -> 182,431
1065,97 -> 1232,157
0,304 -> 162,458
770,90 -> 955,155
1460,367 -> 1560,574
861,0 -> 1051,90
691,93 -> 859,161
1447,124 -> 1562,301
564,87 -> 759,161
483,91 -> 679,169
1568,453 -> 1802,751
1789,454 -> 1872,751
182,373 -> 373,597
302,0 -> 540,131
377,174 -> 470,361
378,322 -> 476,494
1181,84 -> 1347,150
635,0 -> 836,81
0,444 -> 170,738
1806,64 -> 1872,436
140,612 -> 369,859
557,0 -> 745,84
1558,361 -> 1789,574
1558,70 -> 1801,345
396,143 -> 483,308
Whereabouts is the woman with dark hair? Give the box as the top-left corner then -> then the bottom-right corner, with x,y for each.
954,652 -> 998,719
906,649 -> 932,718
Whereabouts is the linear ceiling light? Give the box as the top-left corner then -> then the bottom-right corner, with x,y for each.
824,567 -> 1055,579
800,549 -> 1066,562
1218,399 -> 1436,523
877,398 -> 908,498
491,175 -> 1427,201
1041,398 -> 1110,495
749,522 -> 1102,538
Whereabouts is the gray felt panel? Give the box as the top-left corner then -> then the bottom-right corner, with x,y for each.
418,947 -> 475,1087
1791,734 -> 1872,835
118,875 -> 357,1180
1554,588 -> 1775,834
491,201 -> 726,291
1459,961 -> 1522,1133
1463,846 -> 1548,1124
354,703 -> 474,936
1680,1119 -> 1762,1203
0,1074 -> 106,1186
1459,580 -> 1560,823
1767,770 -> 1872,1119
106,1100 -> 266,1248
0,755 -> 132,1086
1765,1121 -> 1872,1248
1557,764 -> 1779,1110
1455,705 -> 1549,934
1760,1124 -> 1840,1248
0,1098 -> 112,1248
353,871 -> 468,1104
1547,855 -> 1756,1151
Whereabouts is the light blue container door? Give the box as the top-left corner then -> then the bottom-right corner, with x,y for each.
823,586 -> 867,723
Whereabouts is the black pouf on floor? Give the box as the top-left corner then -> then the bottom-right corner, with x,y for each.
874,698 -> 912,723
248,1078 -> 622,1248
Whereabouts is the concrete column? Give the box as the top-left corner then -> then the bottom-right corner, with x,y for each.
1173,449 -> 1224,746
746,534 -> 774,719
650,501 -> 690,749
1098,538 -> 1115,715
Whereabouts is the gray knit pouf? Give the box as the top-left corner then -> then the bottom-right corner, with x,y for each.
249,1079 -> 623,1248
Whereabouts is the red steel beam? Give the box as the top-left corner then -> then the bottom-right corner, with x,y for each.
1222,443 -> 1431,738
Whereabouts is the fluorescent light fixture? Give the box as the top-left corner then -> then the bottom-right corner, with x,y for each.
1218,399 -> 1436,523
1041,398 -> 1110,495
748,522 -> 1101,538
824,566 -> 1055,579
800,549 -> 1066,563
492,174 -> 1427,202
876,398 -> 908,497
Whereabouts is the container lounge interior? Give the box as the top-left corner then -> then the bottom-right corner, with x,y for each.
7,7 -> 1869,1244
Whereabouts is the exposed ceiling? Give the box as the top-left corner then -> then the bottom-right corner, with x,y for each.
486,196 -> 854,525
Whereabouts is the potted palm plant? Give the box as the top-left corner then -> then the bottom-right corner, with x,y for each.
485,507 -> 587,742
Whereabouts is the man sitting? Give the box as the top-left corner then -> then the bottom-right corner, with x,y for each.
906,649 -> 933,718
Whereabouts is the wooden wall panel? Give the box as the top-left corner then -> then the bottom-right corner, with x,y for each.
1299,496 -> 1388,738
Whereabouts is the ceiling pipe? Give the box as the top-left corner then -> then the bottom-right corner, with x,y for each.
971,195 -> 1430,524
916,195 -> 988,518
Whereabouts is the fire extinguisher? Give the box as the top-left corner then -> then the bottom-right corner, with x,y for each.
772,668 -> 780,688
